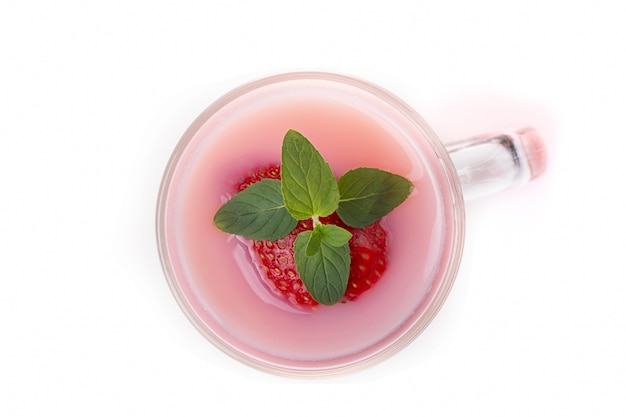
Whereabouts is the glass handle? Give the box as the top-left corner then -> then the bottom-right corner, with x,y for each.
444,127 -> 547,201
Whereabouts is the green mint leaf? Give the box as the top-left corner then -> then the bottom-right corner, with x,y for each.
316,224 -> 352,247
305,223 -> 352,256
281,129 -> 339,220
294,230 -> 351,305
305,226 -> 323,256
213,179 -> 297,241
337,167 -> 414,228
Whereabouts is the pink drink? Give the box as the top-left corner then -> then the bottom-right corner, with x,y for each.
157,73 -> 463,375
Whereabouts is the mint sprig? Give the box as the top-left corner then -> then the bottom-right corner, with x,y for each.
213,129 -> 413,305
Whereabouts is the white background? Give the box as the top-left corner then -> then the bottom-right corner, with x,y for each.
2,1 -> 625,416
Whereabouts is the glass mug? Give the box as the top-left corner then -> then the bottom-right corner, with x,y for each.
156,72 -> 546,377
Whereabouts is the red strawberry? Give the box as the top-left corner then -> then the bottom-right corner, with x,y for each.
236,165 -> 388,307
236,163 -> 281,192
338,213 -> 387,301
252,219 -> 317,306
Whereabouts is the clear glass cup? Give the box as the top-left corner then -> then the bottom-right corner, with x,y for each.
156,72 -> 547,377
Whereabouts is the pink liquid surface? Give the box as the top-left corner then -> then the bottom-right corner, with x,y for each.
159,75 -> 461,373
